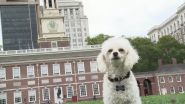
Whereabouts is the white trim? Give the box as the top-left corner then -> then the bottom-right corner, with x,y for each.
14,91 -> 22,104
168,76 -> 173,82
52,64 -> 60,75
0,56 -> 97,65
27,65 -> 35,78
64,63 -> 72,75
90,61 -> 98,73
77,62 -> 85,74
159,76 -> 165,83
1,72 -> 103,82
28,89 -> 36,103
0,45 -> 101,56
170,86 -> 175,94
0,92 -> 7,104
66,86 -> 74,98
40,64 -> 48,76
92,83 -> 100,96
42,88 -> 50,101
0,68 -> 6,80
0,10 -> 3,47
178,86 -> 184,93
176,75 -> 182,82
79,84 -> 87,97
12,67 -> 21,79
1,81 -> 103,92
54,87 -> 63,103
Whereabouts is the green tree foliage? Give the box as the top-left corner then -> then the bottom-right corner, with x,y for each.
130,36 -> 185,72
157,35 -> 185,64
86,34 -> 185,72
129,38 -> 161,72
86,34 -> 112,45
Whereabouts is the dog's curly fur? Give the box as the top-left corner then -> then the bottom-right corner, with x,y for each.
97,37 -> 141,104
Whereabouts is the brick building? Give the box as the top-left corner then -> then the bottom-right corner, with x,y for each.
0,46 -> 185,104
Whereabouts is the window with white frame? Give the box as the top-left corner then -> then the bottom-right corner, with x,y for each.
28,90 -> 36,102
159,76 -> 165,83
79,85 -> 87,97
53,64 -> 60,75
176,75 -> 181,82
64,63 -> 72,74
168,76 -> 173,82
92,83 -> 100,95
178,86 -> 184,93
170,86 -> 175,94
14,91 -> 22,104
77,62 -> 85,74
0,68 -> 6,80
27,66 -> 35,77
40,65 -> 48,76
0,93 -> 7,104
13,67 -> 21,79
42,88 -> 50,100
90,61 -> 98,72
66,86 -> 73,98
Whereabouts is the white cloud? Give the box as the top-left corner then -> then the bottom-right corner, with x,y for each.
80,0 -> 184,37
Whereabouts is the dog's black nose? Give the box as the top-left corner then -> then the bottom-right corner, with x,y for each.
113,52 -> 118,57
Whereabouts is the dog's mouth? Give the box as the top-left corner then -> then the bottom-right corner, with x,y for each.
112,57 -> 120,60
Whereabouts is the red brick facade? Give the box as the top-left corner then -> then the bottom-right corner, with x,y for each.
39,41 -> 70,48
0,48 -> 184,104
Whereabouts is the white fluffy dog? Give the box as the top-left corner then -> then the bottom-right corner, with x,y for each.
97,37 -> 141,104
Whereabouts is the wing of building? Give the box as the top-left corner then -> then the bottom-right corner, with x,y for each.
147,2 -> 185,43
0,46 -> 185,103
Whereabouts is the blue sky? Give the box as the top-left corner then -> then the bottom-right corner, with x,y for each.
0,0 -> 185,45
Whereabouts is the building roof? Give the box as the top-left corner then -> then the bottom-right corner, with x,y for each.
0,45 -> 101,65
156,64 -> 185,75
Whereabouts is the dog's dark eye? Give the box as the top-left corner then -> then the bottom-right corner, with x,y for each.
108,49 -> 113,53
119,48 -> 124,52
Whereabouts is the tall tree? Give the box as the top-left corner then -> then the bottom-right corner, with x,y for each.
157,35 -> 185,64
129,38 -> 161,72
86,34 -> 112,45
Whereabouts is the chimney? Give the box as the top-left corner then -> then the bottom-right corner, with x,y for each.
158,59 -> 163,67
172,58 -> 177,64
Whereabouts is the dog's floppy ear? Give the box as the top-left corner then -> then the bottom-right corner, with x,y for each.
124,46 -> 139,69
97,53 -> 107,72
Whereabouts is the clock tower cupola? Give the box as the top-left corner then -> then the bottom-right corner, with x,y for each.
38,0 -> 70,48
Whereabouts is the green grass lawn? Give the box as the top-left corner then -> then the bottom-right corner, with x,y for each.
66,94 -> 185,104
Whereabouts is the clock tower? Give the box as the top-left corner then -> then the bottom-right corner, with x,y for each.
39,0 -> 70,48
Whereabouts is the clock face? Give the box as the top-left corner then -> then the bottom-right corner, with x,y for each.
47,20 -> 58,33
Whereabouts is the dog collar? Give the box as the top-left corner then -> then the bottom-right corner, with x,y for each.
108,71 -> 130,82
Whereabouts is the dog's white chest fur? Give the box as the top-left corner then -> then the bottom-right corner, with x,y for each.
103,71 -> 141,104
